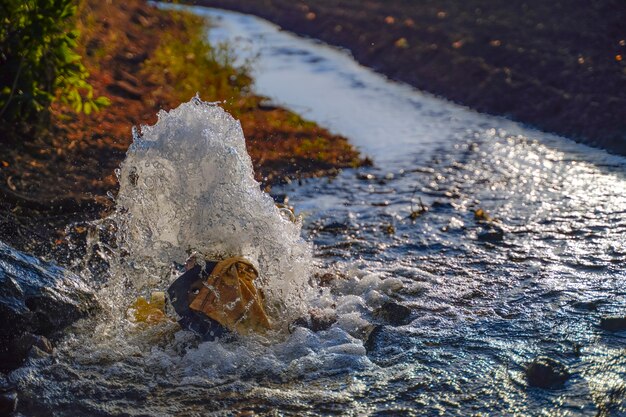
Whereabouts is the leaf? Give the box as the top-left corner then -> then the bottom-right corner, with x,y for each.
94,96 -> 111,107
73,99 -> 82,113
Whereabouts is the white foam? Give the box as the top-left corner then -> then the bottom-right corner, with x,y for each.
114,97 -> 314,324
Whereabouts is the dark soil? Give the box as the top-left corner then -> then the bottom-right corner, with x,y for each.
192,0 -> 626,155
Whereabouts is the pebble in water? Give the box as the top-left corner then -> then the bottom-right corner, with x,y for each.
525,357 -> 570,389
373,301 -> 412,326
599,316 -> 626,332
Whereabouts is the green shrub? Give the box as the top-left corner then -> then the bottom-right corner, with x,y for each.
0,0 -> 109,127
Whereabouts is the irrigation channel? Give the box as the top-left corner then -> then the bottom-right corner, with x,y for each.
10,5 -> 626,416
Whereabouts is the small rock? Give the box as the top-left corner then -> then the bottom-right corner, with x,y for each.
11,333 -> 53,362
526,357 -> 570,389
31,333 -> 53,353
0,241 -> 99,371
461,289 -> 487,300
431,201 -> 454,210
319,221 -> 349,233
364,325 -> 384,352
28,345 -> 53,361
288,309 -> 337,333
477,225 -> 504,242
571,299 -> 605,311
317,272 -> 336,287
310,310 -> 337,332
600,316 -> 626,332
363,325 -> 414,363
0,389 -> 18,416
374,301 -> 412,326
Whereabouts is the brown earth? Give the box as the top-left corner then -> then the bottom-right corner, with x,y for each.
192,0 -> 626,155
0,0 -> 363,257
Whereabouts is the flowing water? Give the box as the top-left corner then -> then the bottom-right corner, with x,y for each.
9,5 -> 626,417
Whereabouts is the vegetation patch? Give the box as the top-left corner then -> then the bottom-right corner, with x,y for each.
0,0 -> 109,134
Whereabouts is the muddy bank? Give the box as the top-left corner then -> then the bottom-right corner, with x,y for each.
192,0 -> 626,155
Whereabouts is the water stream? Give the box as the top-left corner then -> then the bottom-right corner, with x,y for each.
9,5 -> 626,416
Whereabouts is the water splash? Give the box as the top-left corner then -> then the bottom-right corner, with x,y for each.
7,96 -> 382,413
113,97 -> 313,325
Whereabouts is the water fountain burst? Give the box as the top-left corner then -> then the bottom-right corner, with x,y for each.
113,97 -> 314,326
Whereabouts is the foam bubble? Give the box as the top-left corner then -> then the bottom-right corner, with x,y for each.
114,97 -> 313,325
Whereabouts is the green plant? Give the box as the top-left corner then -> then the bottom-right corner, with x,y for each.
141,10 -> 253,113
0,0 -> 109,127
